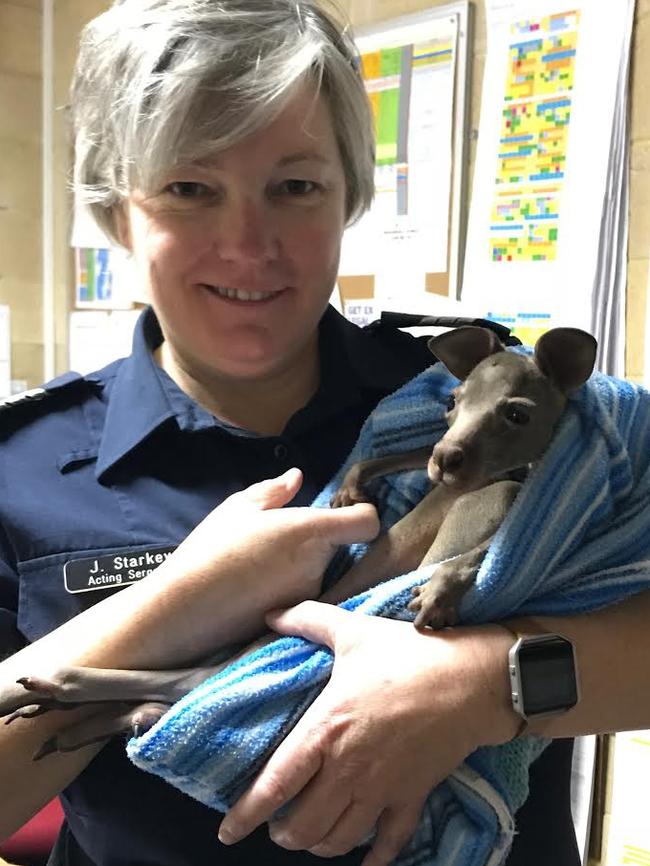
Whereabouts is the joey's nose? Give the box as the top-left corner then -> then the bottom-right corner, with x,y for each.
433,443 -> 464,473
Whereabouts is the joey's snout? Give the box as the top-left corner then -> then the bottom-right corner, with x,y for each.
428,440 -> 474,487
429,441 -> 463,479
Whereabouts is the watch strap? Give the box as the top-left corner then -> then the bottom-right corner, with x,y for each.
499,622 -> 530,740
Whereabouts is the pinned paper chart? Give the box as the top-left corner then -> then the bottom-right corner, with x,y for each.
463,0 -> 634,377
341,21 -> 457,281
338,3 -> 471,316
491,11 -> 579,263
486,311 -> 554,346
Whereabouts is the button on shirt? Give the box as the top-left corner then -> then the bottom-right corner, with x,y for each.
0,306 -> 434,866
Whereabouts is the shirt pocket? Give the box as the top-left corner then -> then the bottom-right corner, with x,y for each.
17,543 -> 176,643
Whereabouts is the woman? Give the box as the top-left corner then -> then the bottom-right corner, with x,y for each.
2,1 -> 645,864
0,1 -> 450,862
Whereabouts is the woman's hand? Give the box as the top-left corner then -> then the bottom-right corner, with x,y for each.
218,601 -> 517,866
142,468 -> 379,660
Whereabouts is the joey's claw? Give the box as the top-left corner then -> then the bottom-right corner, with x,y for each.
0,678 -> 72,720
5,704 -> 51,725
413,604 -> 458,630
30,700 -> 171,761
17,675 -> 55,692
330,487 -> 368,508
129,702 -> 169,738
33,737 -> 59,762
408,586 -> 459,630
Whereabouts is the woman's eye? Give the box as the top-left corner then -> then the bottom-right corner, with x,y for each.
165,181 -> 210,199
504,405 -> 530,425
278,179 -> 318,196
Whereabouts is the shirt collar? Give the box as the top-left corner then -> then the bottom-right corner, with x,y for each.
93,308 -> 215,479
93,305 -> 414,479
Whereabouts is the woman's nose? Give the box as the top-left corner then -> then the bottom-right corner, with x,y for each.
216,199 -> 280,264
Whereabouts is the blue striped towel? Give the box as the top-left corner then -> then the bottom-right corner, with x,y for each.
128,351 -> 650,865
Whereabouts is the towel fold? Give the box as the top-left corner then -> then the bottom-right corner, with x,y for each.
128,352 -> 650,865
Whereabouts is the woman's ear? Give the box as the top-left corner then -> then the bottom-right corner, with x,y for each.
112,202 -> 133,252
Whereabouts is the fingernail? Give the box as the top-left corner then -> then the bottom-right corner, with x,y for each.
218,824 -> 238,845
269,826 -> 292,847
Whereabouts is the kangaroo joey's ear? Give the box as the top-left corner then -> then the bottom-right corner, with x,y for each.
534,328 -> 597,393
428,326 -> 504,381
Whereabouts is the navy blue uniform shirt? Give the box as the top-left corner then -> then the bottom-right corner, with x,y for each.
0,306 -> 577,866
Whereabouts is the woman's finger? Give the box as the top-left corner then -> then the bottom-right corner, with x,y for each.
268,765 -> 351,851
306,800 -> 380,858
265,600 -> 357,650
310,502 -> 379,546
218,714 -> 324,845
360,802 -> 425,866
230,468 -> 303,510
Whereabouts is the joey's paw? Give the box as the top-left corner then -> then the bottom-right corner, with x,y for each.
408,591 -> 458,629
31,700 -> 171,761
407,582 -> 460,630
0,667 -> 113,720
408,556 -> 478,630
0,675 -> 73,720
330,485 -> 370,508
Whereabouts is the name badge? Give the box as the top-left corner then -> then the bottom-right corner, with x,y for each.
64,545 -> 177,594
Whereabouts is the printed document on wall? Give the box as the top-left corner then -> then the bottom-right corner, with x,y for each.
339,14 -> 458,307
462,0 -> 634,337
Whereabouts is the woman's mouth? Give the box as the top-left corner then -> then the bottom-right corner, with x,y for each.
201,284 -> 285,303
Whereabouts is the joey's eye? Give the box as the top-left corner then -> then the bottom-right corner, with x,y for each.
504,405 -> 530,425
165,181 -> 210,198
446,394 -> 456,412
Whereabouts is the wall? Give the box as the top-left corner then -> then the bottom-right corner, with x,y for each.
0,0 -> 106,391
0,0 -> 42,389
1,0 -> 649,386
51,0 -> 108,374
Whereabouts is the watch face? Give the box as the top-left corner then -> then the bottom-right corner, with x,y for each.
518,637 -> 578,716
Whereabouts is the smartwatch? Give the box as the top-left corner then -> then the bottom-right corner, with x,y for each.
502,620 -> 579,735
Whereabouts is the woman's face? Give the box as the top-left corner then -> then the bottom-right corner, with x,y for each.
121,82 -> 347,383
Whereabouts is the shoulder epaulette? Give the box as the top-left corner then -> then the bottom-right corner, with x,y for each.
0,371 -> 88,427
0,387 -> 49,411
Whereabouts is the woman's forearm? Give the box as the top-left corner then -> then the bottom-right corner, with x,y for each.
0,485 -> 379,837
505,588 -> 650,739
0,552 -> 245,837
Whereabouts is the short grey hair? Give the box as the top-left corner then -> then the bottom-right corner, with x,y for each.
71,0 -> 375,244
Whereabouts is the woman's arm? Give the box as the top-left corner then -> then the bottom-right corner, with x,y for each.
0,469 -> 379,838
219,589 -> 650,866
516,589 -> 650,738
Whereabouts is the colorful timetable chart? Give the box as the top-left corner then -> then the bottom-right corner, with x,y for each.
486,311 -> 553,346
464,0 -> 634,353
76,248 -> 114,305
360,36 -> 454,217
490,10 -> 580,262
339,11 -> 461,303
491,188 -> 560,260
506,13 -> 579,100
